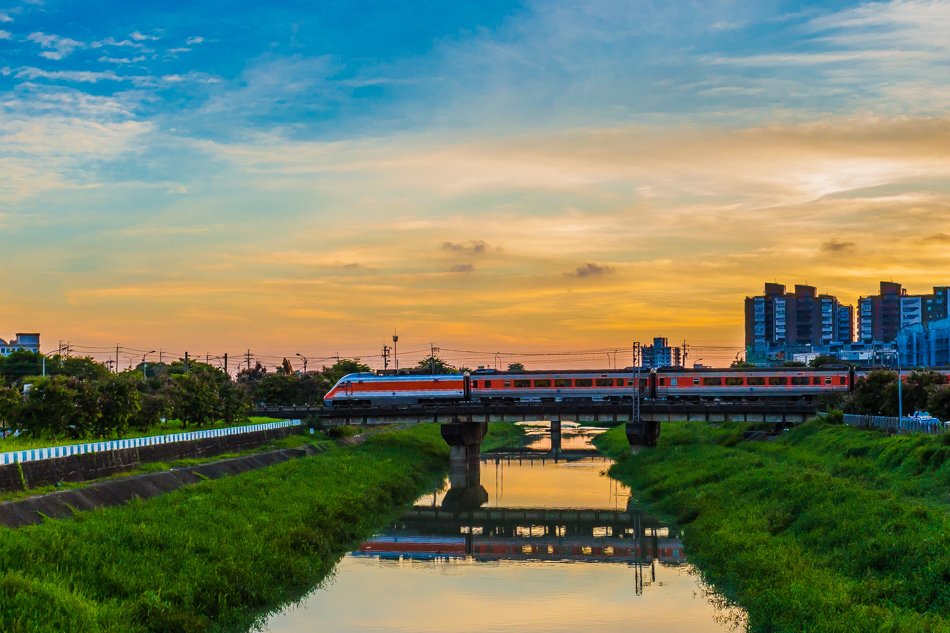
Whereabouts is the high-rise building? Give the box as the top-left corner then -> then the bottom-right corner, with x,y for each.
641,337 -> 682,369
858,283 -> 950,343
745,284 -> 853,354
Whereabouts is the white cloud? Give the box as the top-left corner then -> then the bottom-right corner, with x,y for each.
185,36 -> 204,45
15,67 -> 126,83
0,12 -> 11,23
27,32 -> 85,60
0,29 -> 10,39
97,55 -> 146,64
130,30 -> 159,41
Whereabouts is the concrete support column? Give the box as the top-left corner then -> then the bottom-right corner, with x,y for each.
550,419 -> 562,456
625,419 -> 660,448
440,418 -> 488,511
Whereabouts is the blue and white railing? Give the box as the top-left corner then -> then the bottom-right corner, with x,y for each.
1,419 -> 302,465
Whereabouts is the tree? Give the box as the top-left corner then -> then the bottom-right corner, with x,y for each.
59,356 -> 111,381
416,355 -> 456,375
901,370 -> 946,414
810,355 -> 853,369
847,370 -> 898,416
0,386 -> 20,437
321,359 -> 372,386
98,374 -> 142,438
16,376 -> 80,438
730,360 -> 756,368
170,366 -> 222,427
507,362 -> 526,372
276,358 -> 294,376
255,374 -> 300,406
926,385 -> 950,421
237,361 -> 267,385
218,379 -> 249,425
0,350 -> 43,384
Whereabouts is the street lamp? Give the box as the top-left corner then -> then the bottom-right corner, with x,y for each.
295,353 -> 308,373
142,350 -> 156,379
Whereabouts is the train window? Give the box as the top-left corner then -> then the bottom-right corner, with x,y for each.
658,378 -> 666,386
824,377 -> 832,385
725,377 -> 744,386
747,376 -> 765,386
692,378 -> 700,385
534,379 -> 552,388
812,376 -> 822,385
503,381 -> 511,388
484,380 -> 493,388
472,380 -> 479,388
670,378 -> 677,387
768,376 -> 787,386
702,377 -> 721,386
555,378 -> 572,388
596,378 -> 613,387
575,378 -> 593,387
513,380 -> 531,388
791,377 -> 809,386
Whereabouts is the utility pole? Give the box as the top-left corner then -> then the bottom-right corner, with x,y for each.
224,352 -> 228,374
382,345 -> 390,370
632,341 -> 641,427
245,349 -> 252,371
184,351 -> 189,371
115,344 -> 120,374
430,343 -> 440,374
159,349 -> 163,364
681,341 -> 688,368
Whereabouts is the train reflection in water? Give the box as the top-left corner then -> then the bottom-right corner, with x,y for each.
354,431 -> 683,593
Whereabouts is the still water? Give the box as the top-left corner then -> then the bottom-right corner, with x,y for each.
263,424 -> 744,632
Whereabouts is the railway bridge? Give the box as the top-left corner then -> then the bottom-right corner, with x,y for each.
252,400 -> 818,450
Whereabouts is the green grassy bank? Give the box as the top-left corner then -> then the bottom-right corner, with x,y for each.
0,422 -> 523,633
596,420 -> 950,633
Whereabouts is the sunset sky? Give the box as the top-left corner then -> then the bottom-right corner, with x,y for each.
2,1 -> 949,369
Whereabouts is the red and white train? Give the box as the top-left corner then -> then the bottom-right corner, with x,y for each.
322,366 -> 911,407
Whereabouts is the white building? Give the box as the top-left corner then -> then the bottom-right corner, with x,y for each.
0,333 -> 41,356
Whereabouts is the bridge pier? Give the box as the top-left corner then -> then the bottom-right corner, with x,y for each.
441,417 -> 488,489
550,419 -> 562,456
625,419 -> 660,448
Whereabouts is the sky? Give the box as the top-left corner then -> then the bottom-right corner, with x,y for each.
2,0 -> 949,370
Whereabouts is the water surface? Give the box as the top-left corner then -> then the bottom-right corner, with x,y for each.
263,424 -> 744,632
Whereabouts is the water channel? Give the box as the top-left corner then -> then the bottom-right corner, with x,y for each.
263,423 -> 745,632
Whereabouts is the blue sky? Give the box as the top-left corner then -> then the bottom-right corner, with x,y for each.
2,0 -> 949,368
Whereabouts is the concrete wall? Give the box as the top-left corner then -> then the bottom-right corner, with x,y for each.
0,445 -> 319,528
0,426 -> 301,493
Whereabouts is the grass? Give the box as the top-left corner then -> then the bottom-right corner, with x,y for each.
0,417 -> 286,453
0,422 -> 524,632
595,420 -> 950,633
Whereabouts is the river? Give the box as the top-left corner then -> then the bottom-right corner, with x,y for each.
263,423 -> 745,632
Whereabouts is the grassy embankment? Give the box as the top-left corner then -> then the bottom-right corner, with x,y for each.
0,422 -> 524,633
0,417 -> 286,453
596,420 -> 949,633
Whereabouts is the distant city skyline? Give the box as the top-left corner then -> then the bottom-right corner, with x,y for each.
2,1 -> 949,367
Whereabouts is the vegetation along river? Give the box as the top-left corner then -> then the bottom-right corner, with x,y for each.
262,423 -> 744,632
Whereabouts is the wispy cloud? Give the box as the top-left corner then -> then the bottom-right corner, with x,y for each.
0,29 -> 10,40
186,36 -> 204,45
569,263 -> 615,278
15,67 -> 126,82
0,12 -> 12,23
449,264 -> 474,273
820,239 -> 856,253
27,32 -> 85,60
441,240 -> 489,254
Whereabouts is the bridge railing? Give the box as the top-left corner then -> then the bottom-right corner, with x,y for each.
0,419 -> 302,465
842,414 -> 948,436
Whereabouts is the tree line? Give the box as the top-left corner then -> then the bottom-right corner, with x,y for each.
0,351 -> 374,441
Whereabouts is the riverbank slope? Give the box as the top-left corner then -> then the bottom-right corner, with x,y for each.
0,422 -> 523,633
596,420 -> 949,633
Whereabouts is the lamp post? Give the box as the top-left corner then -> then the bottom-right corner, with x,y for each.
142,350 -> 156,379
295,353 -> 308,373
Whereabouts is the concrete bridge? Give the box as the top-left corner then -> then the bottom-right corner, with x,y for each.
253,400 -> 817,448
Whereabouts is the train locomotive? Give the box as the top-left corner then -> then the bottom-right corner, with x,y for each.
323,366 -> 886,407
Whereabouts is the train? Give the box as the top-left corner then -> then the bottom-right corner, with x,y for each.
323,366 -> 950,407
